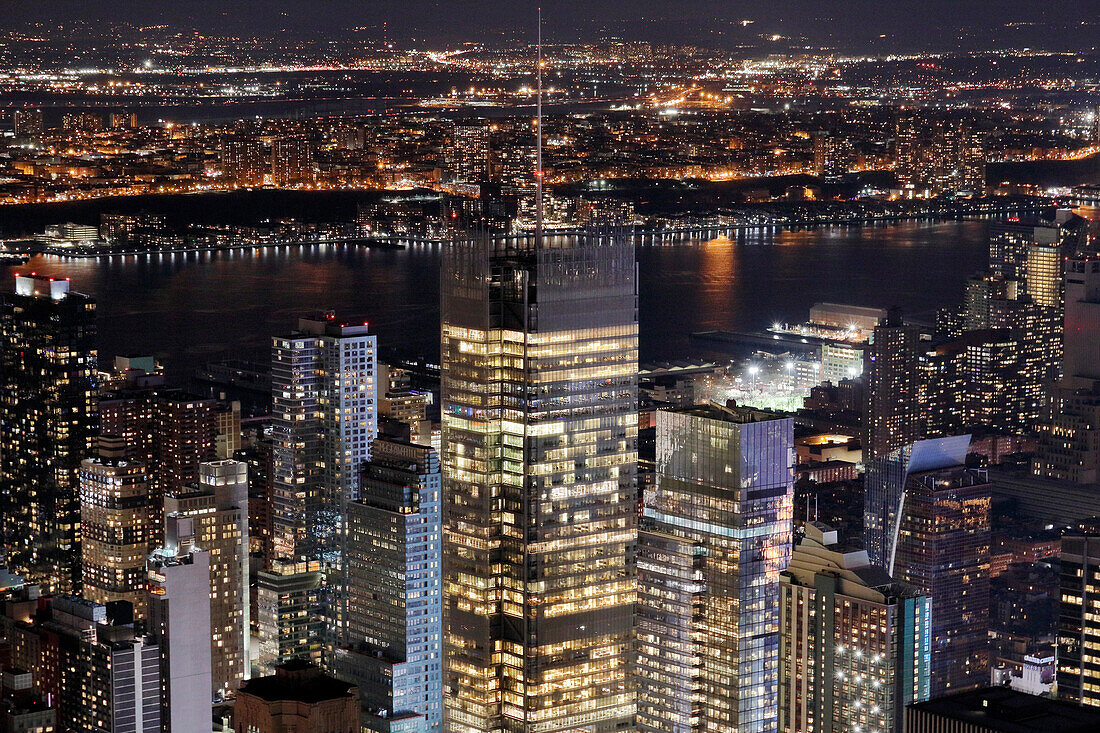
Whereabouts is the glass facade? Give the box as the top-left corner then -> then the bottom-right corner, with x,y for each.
339,438 -> 443,733
637,404 -> 793,733
441,232 -> 638,733
892,466 -> 991,696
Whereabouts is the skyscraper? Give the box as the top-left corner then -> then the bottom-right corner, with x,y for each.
259,314 -> 377,669
636,404 -> 793,733
163,459 -> 250,698
1057,533 -> 1100,708
874,438 -> 991,696
80,435 -> 151,619
335,438 -> 442,733
780,522 -> 930,733
0,274 -> 97,594
1033,257 -> 1100,483
441,229 -> 639,733
862,309 -> 922,462
12,108 -> 43,139
147,548 -> 214,732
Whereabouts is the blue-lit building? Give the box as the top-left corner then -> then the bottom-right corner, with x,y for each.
637,403 -> 794,733
335,438 -> 442,733
257,313 -> 378,670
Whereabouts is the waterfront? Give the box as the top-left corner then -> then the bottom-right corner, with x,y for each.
0,216 -> 1008,382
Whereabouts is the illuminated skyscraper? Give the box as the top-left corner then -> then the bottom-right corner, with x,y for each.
1057,533 -> 1100,708
80,436 -> 151,619
1033,257 -> 1100,484
259,315 -> 377,670
780,522 -> 930,733
12,108 -> 43,139
441,230 -> 639,733
335,438 -> 442,733
221,137 -> 267,186
0,274 -> 97,594
636,404 -> 793,733
895,114 -> 984,197
871,437 -> 991,697
163,459 -> 250,698
862,308 -> 922,461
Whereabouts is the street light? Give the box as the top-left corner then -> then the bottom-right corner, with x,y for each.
747,363 -> 760,390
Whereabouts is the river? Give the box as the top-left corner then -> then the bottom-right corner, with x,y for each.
0,215 -> 1054,381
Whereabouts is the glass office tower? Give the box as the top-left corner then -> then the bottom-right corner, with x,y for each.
637,404 -> 794,733
441,231 -> 638,733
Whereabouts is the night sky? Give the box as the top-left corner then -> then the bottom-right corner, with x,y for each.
3,1 -> 1094,52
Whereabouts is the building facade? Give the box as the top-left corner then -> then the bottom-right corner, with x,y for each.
441,231 -> 639,733
147,549 -> 213,732
80,436 -> 150,619
336,439 -> 442,733
862,310 -> 922,462
636,404 -> 793,733
163,459 -> 250,698
891,453 -> 991,696
235,661 -> 359,733
0,275 -> 97,594
1057,534 -> 1100,708
261,315 -> 377,670
779,522 -> 930,733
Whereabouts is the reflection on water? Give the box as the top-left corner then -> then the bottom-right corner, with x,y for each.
1,219 -> 994,379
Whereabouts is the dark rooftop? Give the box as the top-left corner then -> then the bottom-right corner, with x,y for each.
238,661 -> 356,705
908,686 -> 1100,732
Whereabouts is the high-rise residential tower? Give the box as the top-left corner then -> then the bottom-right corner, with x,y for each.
876,438 -> 991,697
780,522 -> 930,733
1033,257 -> 1100,484
441,230 -> 639,733
163,459 -> 250,698
862,309 -> 922,461
335,438 -> 443,733
147,548 -> 214,732
444,120 -> 491,184
636,404 -> 793,733
1057,533 -> 1100,708
271,136 -> 314,186
258,314 -> 377,670
80,435 -> 151,619
0,274 -> 97,594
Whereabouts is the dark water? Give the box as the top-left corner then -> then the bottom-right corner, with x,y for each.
1,219 -> 996,379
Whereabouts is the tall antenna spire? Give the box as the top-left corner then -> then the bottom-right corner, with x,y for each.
535,7 -> 543,247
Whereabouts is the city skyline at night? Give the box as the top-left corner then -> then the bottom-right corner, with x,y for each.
0,3 -> 1098,733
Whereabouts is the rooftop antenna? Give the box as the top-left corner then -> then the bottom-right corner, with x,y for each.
535,7 -> 543,248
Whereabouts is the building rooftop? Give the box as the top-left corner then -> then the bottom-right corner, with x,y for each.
238,661 -> 356,705
908,686 -> 1100,732
673,401 -> 789,425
